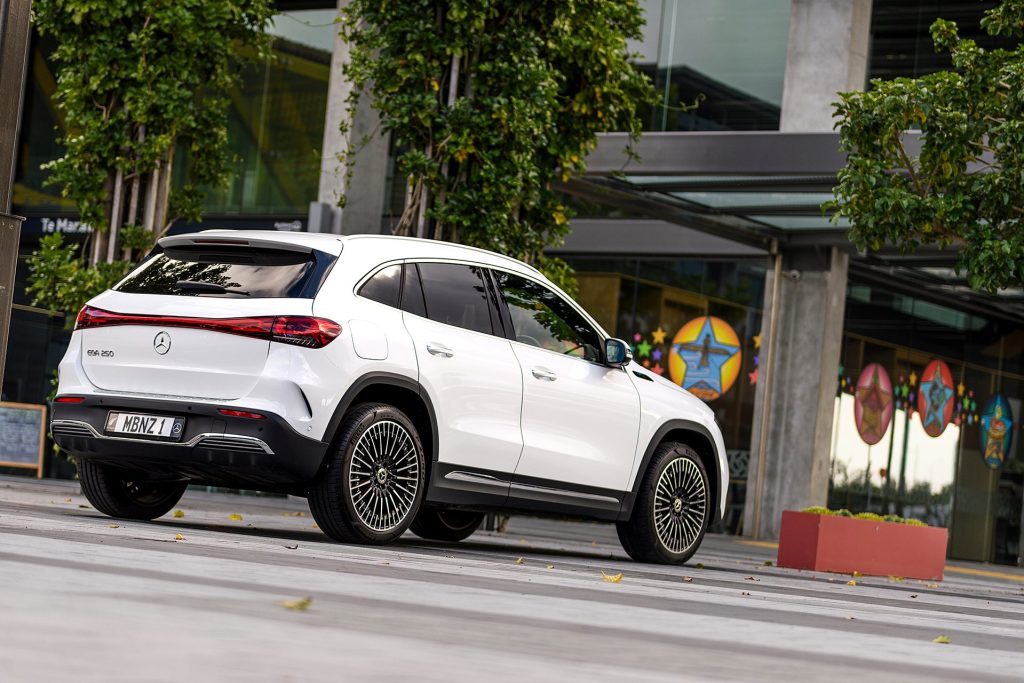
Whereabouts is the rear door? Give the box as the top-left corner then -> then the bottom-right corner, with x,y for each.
401,262 -> 524,483
79,243 -> 329,400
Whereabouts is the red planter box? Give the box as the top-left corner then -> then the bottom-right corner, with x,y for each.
776,510 -> 948,581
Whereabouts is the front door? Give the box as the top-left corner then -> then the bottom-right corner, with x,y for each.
492,270 -> 641,497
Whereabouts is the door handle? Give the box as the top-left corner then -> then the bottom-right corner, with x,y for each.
531,367 -> 557,381
426,342 -> 454,358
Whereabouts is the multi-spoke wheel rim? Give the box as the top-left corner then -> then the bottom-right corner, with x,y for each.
653,457 -> 707,554
348,420 -> 420,532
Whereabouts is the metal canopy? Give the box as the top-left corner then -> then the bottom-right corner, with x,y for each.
569,130 -> 1024,323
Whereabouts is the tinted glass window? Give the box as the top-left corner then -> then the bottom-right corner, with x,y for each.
495,271 -> 602,361
417,262 -> 495,335
116,247 -> 319,298
400,263 -> 427,317
358,264 -> 401,307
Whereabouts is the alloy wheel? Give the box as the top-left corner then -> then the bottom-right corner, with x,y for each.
652,456 -> 707,554
348,420 -> 420,532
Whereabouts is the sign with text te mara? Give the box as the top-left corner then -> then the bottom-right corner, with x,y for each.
0,402 -> 47,477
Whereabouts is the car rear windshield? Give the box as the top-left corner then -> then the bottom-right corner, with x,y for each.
115,246 -> 332,299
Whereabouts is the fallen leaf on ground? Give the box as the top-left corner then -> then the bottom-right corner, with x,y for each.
281,596 -> 312,612
519,538 -> 527,544
601,572 -> 624,583
229,513 -> 243,521
910,594 -> 919,599
514,557 -> 524,565
108,524 -> 119,528
744,576 -> 760,582
546,564 -> 554,570
591,540 -> 598,547
64,497 -> 72,503
926,583 -> 940,589
847,580 -> 857,586
311,523 -> 319,529
889,575 -> 904,583
933,635 -> 950,644
695,563 -> 705,569
174,533 -> 185,541
763,560 -> 773,567
172,509 -> 184,518
282,511 -> 305,517
682,576 -> 693,583
853,570 -> 863,578
284,544 -> 298,550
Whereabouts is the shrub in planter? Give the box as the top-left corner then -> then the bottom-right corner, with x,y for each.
776,508 -> 948,581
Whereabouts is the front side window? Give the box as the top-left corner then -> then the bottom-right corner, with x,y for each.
417,262 -> 496,335
494,271 -> 602,361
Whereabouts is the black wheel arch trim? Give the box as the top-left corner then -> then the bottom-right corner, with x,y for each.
320,371 -> 440,469
618,419 -> 724,524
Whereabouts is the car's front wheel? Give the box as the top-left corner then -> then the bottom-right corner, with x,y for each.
309,403 -> 426,545
616,442 -> 710,564
77,460 -> 187,520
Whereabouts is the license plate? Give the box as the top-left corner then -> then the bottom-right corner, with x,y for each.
105,412 -> 186,441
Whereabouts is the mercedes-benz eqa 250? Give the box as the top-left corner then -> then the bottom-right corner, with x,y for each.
51,232 -> 726,564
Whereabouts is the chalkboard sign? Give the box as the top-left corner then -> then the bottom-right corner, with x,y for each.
0,402 -> 46,477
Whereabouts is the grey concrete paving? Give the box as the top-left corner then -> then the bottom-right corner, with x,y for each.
1,475 -> 1022,682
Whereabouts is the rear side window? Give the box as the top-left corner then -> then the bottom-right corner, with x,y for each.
116,246 -> 325,299
358,264 -> 401,307
417,262 -> 496,335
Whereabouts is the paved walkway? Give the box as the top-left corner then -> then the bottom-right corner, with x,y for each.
0,476 -> 1022,681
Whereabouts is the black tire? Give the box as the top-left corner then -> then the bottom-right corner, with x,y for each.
77,459 -> 187,521
308,403 -> 426,545
410,507 -> 484,542
616,443 -> 710,565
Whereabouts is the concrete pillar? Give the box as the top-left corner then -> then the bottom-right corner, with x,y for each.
0,0 -> 32,394
744,246 -> 849,539
779,0 -> 872,131
317,0 -> 391,235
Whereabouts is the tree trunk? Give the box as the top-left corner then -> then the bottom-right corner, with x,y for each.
106,167 -> 124,263
152,146 -> 175,236
141,165 -> 161,234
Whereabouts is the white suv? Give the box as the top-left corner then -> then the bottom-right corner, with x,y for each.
51,231 -> 727,564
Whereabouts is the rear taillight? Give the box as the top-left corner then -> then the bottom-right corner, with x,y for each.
74,306 -> 341,349
55,396 -> 85,404
271,316 -> 342,348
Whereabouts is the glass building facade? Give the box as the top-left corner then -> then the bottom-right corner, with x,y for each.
2,6 -> 334,477
631,0 -> 791,130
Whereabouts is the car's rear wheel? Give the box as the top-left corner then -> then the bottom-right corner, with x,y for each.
77,460 -> 187,520
309,403 -> 426,545
410,507 -> 484,542
616,443 -> 710,564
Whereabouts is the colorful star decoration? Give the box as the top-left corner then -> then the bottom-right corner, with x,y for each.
636,340 -> 652,358
650,363 -> 664,376
909,371 -> 918,387
651,327 -> 667,345
752,333 -> 762,350
652,348 -> 662,362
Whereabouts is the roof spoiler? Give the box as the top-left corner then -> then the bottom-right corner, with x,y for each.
157,233 -> 329,254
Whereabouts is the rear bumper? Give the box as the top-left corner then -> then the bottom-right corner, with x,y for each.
51,396 -> 329,491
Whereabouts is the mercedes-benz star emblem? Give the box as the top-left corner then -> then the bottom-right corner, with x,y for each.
153,331 -> 172,355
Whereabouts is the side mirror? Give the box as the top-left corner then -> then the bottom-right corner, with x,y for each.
604,338 -> 632,367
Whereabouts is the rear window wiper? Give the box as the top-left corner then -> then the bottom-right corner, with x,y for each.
175,280 -> 250,296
